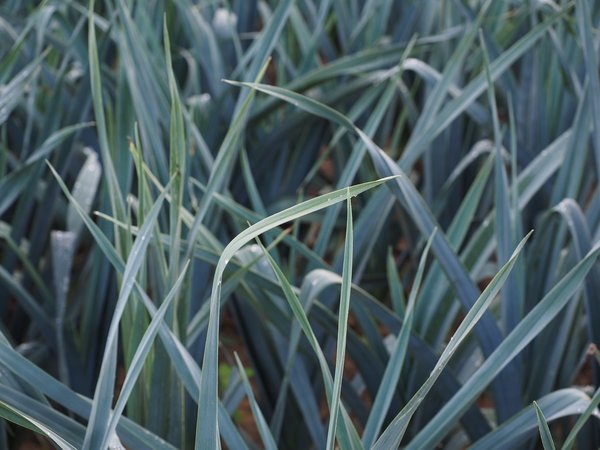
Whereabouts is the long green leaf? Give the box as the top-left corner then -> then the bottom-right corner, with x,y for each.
100,261 -> 191,449
408,242 -> 600,449
229,79 -> 519,413
196,178 -> 393,449
233,354 -> 278,450
399,10 -> 563,170
87,0 -> 126,229
326,192 -> 354,450
46,162 -> 172,450
257,243 -> 363,450
0,340 -> 176,450
533,401 -> 556,450
0,394 -> 79,450
362,230 -> 435,447
562,386 -> 600,450
372,233 -> 530,449
51,160 -> 249,450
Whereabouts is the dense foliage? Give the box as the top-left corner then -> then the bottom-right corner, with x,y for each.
1,0 -> 599,449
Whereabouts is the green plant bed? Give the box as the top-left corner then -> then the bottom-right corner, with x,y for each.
0,0 -> 599,449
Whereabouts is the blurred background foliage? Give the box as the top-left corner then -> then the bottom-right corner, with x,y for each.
1,0 -> 600,448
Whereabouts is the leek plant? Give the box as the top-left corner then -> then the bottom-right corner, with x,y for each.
0,0 -> 599,449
